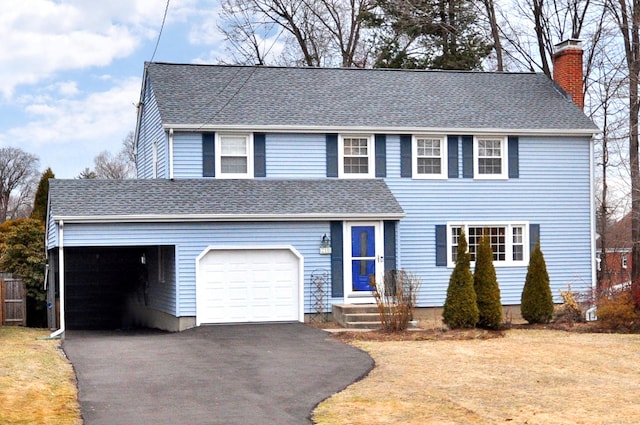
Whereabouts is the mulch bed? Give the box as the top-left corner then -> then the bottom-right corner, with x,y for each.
320,320 -> 609,343
330,327 -> 504,343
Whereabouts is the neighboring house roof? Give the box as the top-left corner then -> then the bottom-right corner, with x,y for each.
48,179 -> 404,222
145,63 -> 598,133
597,212 -> 632,251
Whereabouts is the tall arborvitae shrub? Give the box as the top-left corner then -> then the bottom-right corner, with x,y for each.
442,229 -> 478,328
30,167 -> 54,222
474,235 -> 503,329
521,240 -> 554,324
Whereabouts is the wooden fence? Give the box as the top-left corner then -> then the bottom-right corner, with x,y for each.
1,278 -> 26,326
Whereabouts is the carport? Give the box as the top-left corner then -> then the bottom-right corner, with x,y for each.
47,244 -> 175,332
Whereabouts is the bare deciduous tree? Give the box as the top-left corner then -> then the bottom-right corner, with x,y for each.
606,0 -> 640,298
482,0 -> 504,70
218,0 -> 375,67
589,54 -> 627,286
93,151 -> 132,180
497,0 -> 595,74
81,132 -> 136,180
0,147 -> 39,222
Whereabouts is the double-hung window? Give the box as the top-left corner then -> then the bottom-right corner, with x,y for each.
475,136 -> 507,179
448,222 -> 528,267
413,135 -> 447,179
216,133 -> 253,178
339,135 -> 374,178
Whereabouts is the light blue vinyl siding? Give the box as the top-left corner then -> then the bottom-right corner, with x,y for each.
47,213 -> 57,249
385,134 -> 593,306
59,221 -> 333,316
173,132 -> 204,178
266,134 -> 326,177
144,246 -> 176,316
136,82 -> 166,179
171,133 -> 326,179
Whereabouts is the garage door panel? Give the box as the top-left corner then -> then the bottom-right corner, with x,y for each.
197,248 -> 300,324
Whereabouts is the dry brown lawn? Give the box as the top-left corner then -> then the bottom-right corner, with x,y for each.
0,327 -> 81,425
313,329 -> 640,425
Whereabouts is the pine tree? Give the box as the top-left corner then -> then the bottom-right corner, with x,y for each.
442,229 -> 478,328
474,234 -> 503,329
521,240 -> 554,324
30,167 -> 54,222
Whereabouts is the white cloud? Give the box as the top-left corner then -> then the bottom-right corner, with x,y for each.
0,77 -> 141,178
0,0 -> 214,177
55,81 -> 80,97
0,0 -> 182,98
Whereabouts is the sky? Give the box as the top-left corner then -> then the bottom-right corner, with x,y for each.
0,0 -> 238,178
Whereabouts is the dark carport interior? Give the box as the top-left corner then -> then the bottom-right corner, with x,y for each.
60,247 -> 149,330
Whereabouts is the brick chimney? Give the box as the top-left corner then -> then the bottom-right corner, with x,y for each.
552,39 -> 584,110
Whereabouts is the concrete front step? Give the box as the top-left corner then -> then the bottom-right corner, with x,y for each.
334,304 -> 379,314
344,312 -> 380,322
332,304 -> 382,329
344,321 -> 382,330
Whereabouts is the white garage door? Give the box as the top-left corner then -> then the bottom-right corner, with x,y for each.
196,247 -> 302,324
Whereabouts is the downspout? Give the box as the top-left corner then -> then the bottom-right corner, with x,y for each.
49,220 -> 65,339
590,136 -> 597,291
169,128 -> 174,180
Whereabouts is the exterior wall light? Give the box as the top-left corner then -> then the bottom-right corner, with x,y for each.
320,234 -> 332,255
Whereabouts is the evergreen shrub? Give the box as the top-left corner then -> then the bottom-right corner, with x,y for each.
474,235 -> 503,329
521,240 -> 554,324
442,229 -> 478,328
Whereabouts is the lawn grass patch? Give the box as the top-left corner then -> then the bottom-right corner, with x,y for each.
0,327 -> 81,424
314,329 -> 640,424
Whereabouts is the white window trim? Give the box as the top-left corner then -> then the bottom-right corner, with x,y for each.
215,133 -> 254,179
474,136 -> 508,180
338,134 -> 375,179
446,221 -> 529,268
412,134 -> 448,179
152,139 -> 158,179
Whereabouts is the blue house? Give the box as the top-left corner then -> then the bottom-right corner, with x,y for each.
46,40 -> 598,333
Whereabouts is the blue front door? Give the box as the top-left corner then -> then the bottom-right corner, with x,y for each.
351,226 -> 376,291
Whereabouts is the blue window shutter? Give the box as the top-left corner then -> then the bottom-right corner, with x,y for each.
202,133 -> 215,177
330,221 -> 344,297
462,136 -> 473,178
326,134 -> 338,177
508,136 -> 519,178
384,221 -> 397,272
448,135 -> 459,178
435,225 -> 447,266
530,224 -> 540,253
375,134 -> 386,178
400,135 -> 412,178
254,133 -> 266,177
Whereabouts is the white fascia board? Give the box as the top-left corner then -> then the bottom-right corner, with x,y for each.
164,123 -> 599,137
53,212 -> 405,224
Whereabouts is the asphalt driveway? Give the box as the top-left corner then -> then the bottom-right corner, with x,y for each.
63,323 -> 373,425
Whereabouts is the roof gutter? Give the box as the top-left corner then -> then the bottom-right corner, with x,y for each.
52,212 -> 406,224
163,124 -> 600,137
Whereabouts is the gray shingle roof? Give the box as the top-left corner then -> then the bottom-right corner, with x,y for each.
48,179 -> 404,221
145,63 -> 598,132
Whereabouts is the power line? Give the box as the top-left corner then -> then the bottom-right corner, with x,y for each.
150,0 -> 171,63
